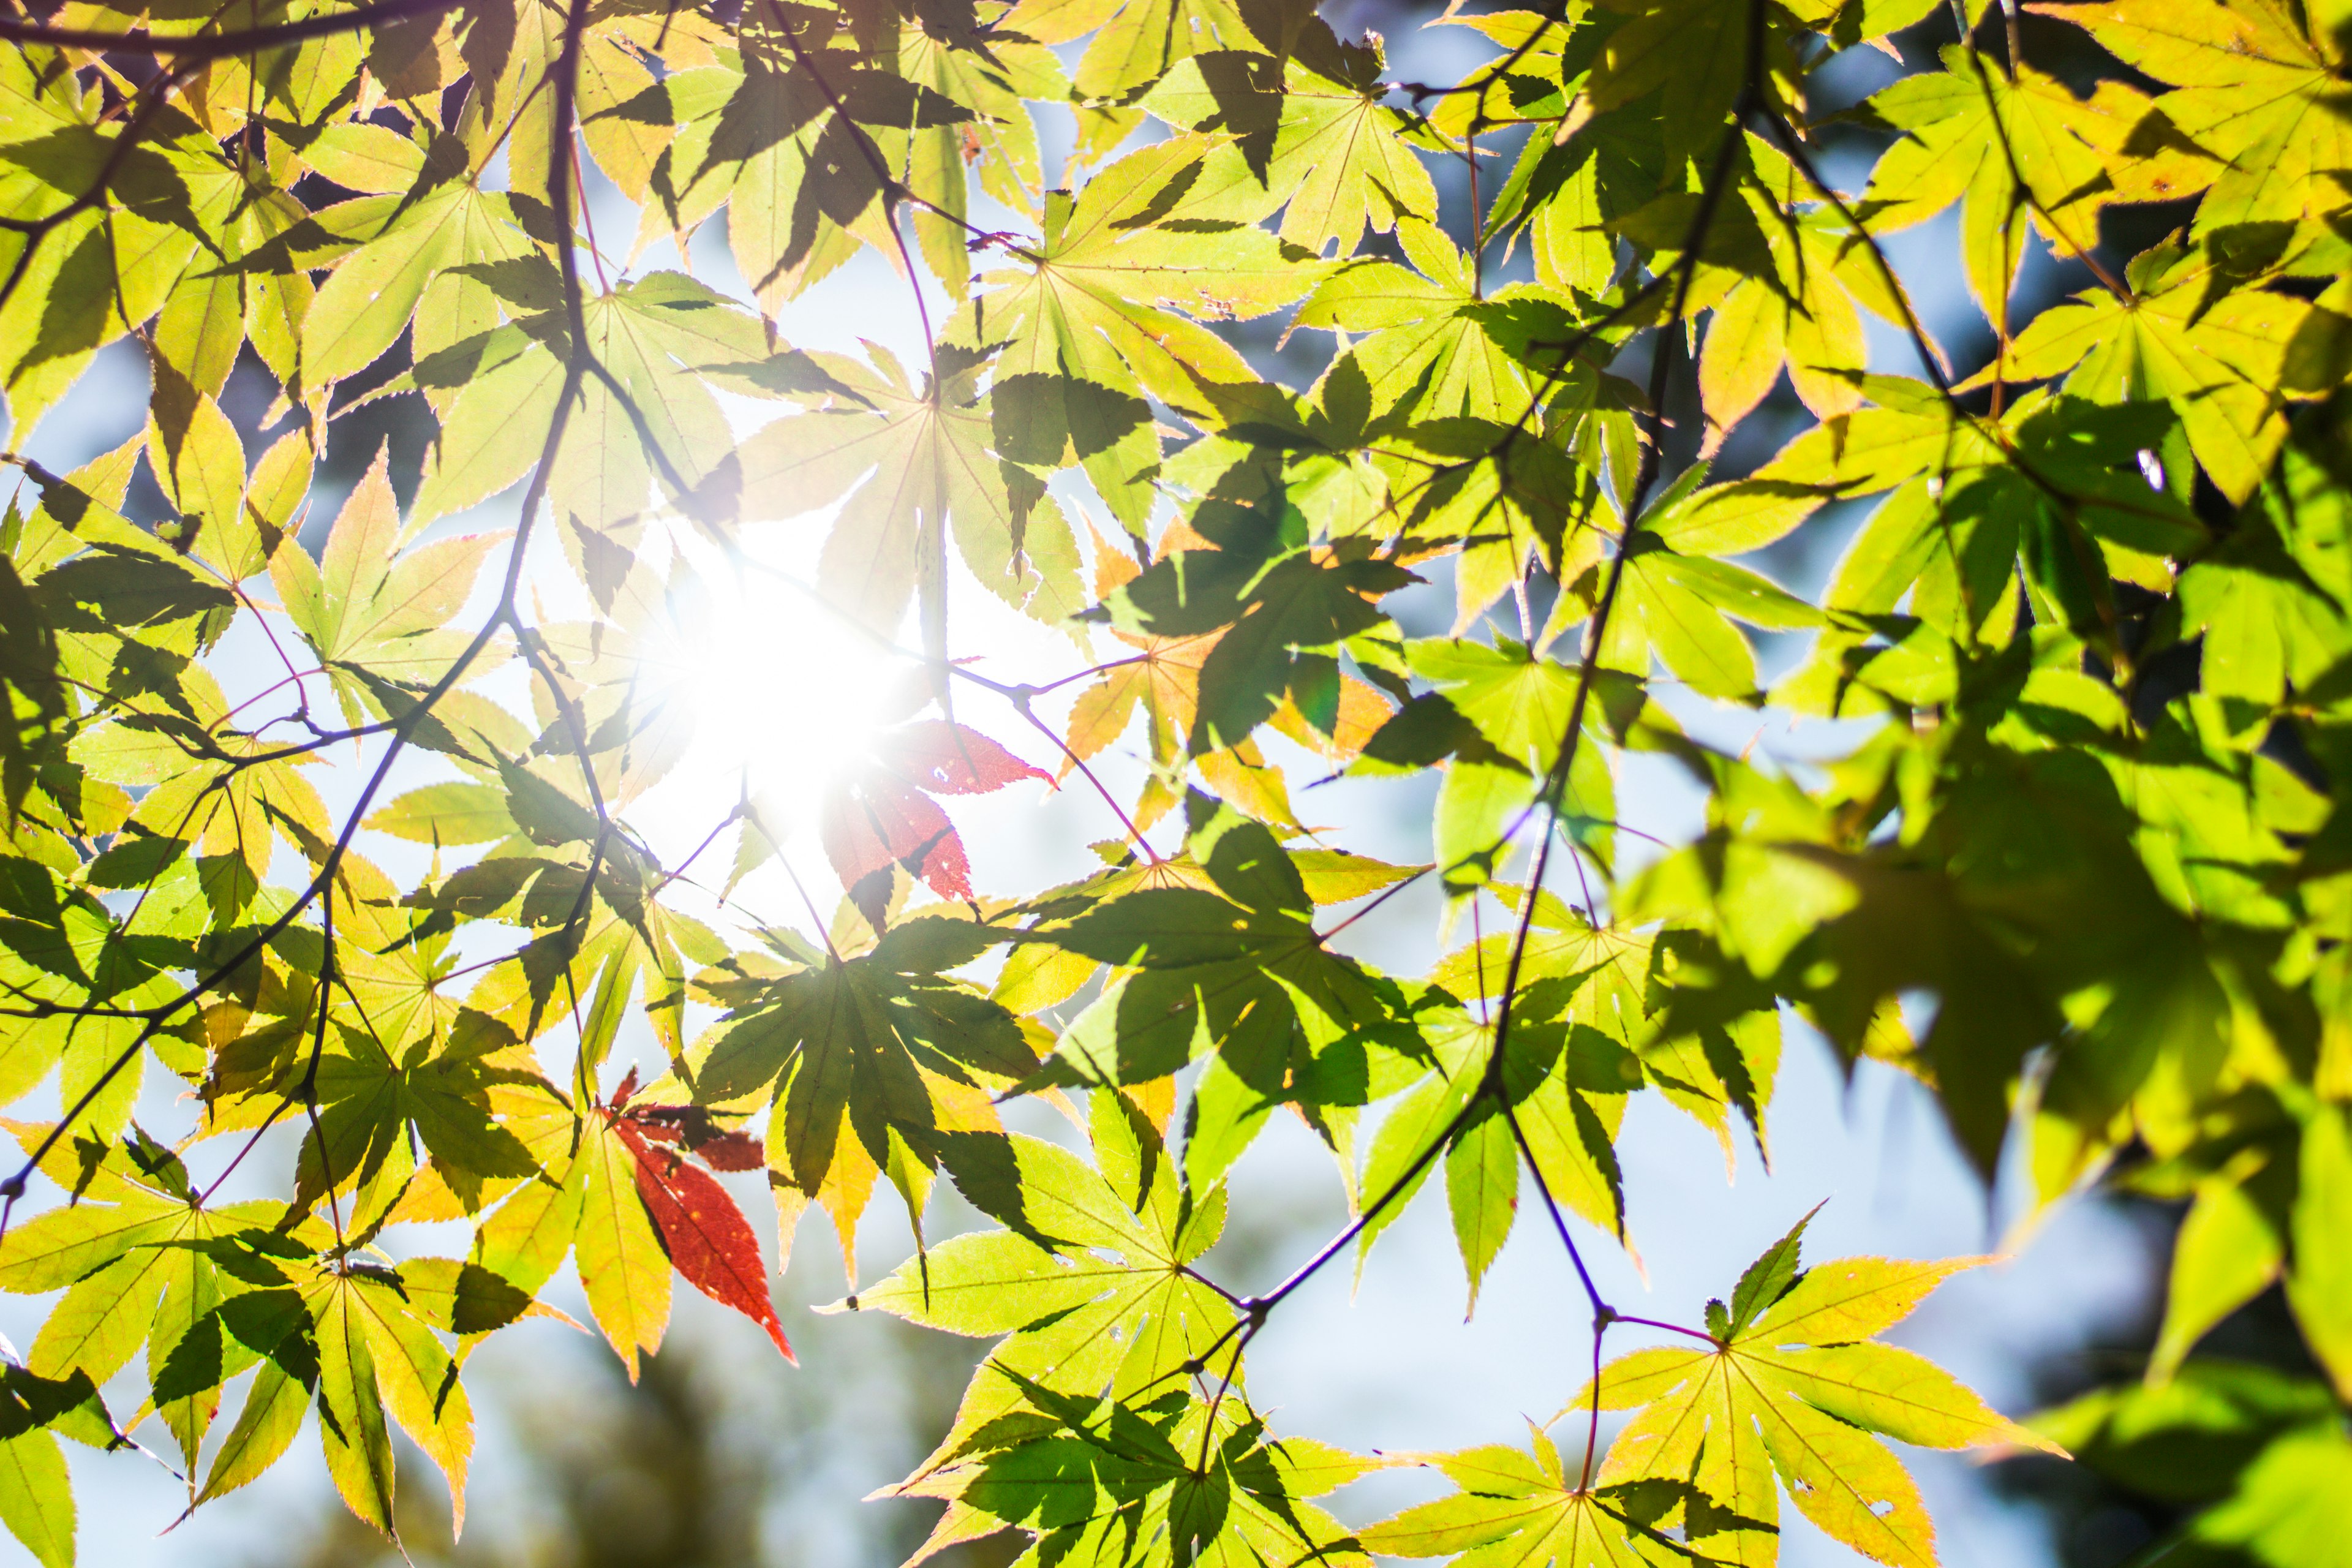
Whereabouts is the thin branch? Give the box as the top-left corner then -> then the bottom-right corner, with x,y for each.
0,0 -> 461,58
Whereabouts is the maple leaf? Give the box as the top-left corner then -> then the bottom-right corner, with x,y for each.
818,718 -> 1050,934
726,344 -> 1083,648
1745,383 -> 2209,660
678,35 -> 965,313
2179,399 -> 2352,712
268,447 -> 505,731
1060,532 -> 1223,786
1575,1216 -> 2063,1568
953,136 -> 1329,424
2035,0 -> 2352,235
899,23 -> 1072,296
1578,467 -> 1827,706
839,1091 -> 1234,1465
692,914 -> 1041,1279
298,181 -> 535,390
1357,639 -> 1618,895
115,1217 -> 475,1539
1145,42 -> 1444,258
1092,507 -> 1412,757
70,657 -> 333,922
1292,222 -> 1556,422
1581,0 -> 1814,167
1693,135 -> 1928,443
1023,806 -> 1401,1186
412,272 -> 770,550
0,1126 -> 287,1479
294,1018 -> 541,1230
1364,1426 -> 1692,1568
1859,46 -> 2135,331
608,1079 -> 793,1359
1982,241 -> 2315,502
883,1368 -> 1381,1568
1016,0 -> 1298,123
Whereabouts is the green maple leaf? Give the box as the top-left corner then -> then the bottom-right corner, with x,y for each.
692,914 -> 1039,1277
1292,221 -> 1570,421
883,1364 -> 1380,1568
838,1090 -> 1234,1463
0,1128 -> 314,1477
1349,911 -> 1659,1305
1019,808 -> 1400,1186
900,23 -> 1071,295
550,276 -> 760,536
1460,10 -> 1675,296
295,1022 -> 541,1229
1581,0 -> 1814,167
1751,382 -> 2207,659
0,1353 -> 116,1568
1145,44 -> 1442,258
1860,47 -> 2129,331
679,36 -> 962,312
1345,998 -> 1506,1297
1094,507 -> 1413,755
955,135 -> 1328,421
1183,544 -> 1412,754
1382,638 -> 1617,892
1364,1426 -> 1693,1568
1580,468 -> 1826,706
412,272 -> 776,552
176,1241 -> 477,1532
1988,243 -> 2315,502
296,1264 -> 470,1534
1577,1218 -> 2061,1568
1016,0 -> 1301,112
1692,135 -> 1929,439
268,447 -> 503,731
67,657 -> 331,922
1371,413 -> 1623,633
726,342 -> 1081,645
0,848 -> 194,1132
2036,0 -> 2352,236
299,181 -> 533,390
2178,397 -> 2352,710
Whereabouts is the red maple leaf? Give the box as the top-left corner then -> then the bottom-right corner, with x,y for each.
607,1082 -> 792,1360
820,718 -> 1048,932
625,1102 -> 766,1170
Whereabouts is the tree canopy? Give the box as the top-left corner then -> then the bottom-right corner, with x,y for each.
0,0 -> 2348,1562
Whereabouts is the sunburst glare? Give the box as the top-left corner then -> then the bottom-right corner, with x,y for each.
635,535 -> 905,852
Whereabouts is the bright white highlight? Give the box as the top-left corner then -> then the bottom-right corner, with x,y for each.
639,536 -> 900,840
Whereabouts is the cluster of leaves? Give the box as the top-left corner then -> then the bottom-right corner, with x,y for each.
0,0 -> 2348,1561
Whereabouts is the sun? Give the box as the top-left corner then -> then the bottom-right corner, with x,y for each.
636,534 -> 904,843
